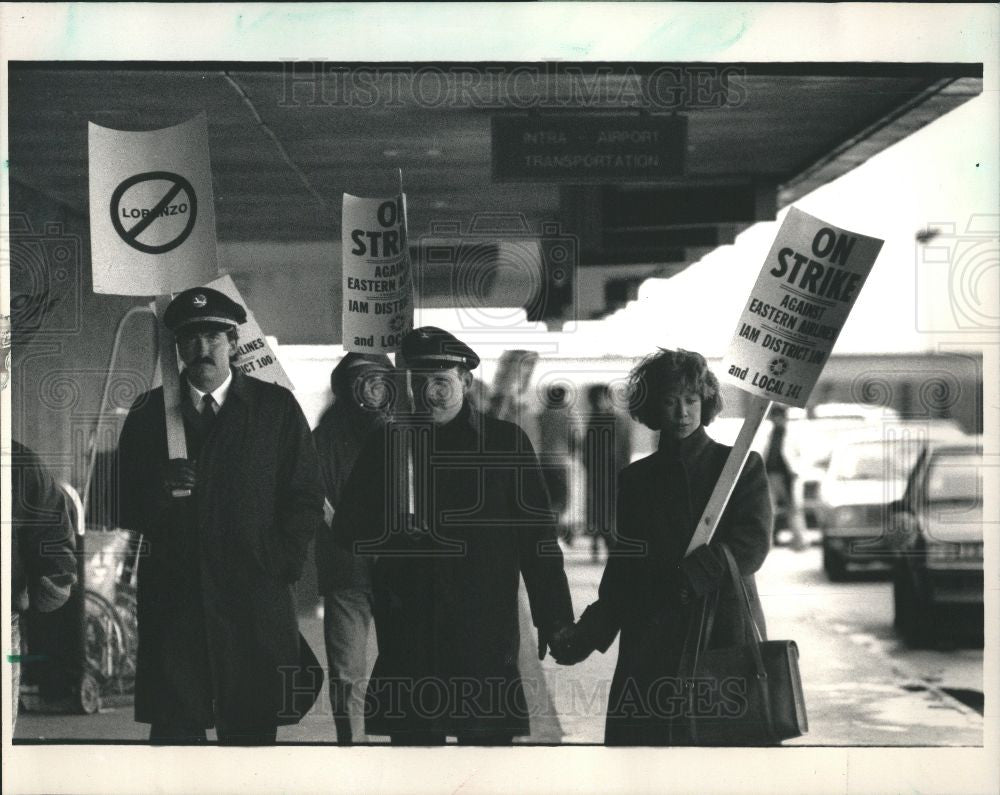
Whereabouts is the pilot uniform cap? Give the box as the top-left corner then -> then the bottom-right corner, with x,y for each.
338,352 -> 393,371
401,326 -> 480,371
163,287 -> 248,332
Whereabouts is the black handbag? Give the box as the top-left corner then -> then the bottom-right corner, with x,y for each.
677,545 -> 807,745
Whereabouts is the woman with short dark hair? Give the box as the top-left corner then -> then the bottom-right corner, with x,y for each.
553,348 -> 773,745
626,348 -> 725,431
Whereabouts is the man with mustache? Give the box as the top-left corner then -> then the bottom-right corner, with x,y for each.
116,287 -> 324,745
333,326 -> 574,745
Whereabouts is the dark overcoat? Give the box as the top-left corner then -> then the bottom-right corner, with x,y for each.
333,402 -> 574,737
11,440 -> 77,614
576,426 -> 773,745
312,404 -> 383,594
117,369 -> 325,729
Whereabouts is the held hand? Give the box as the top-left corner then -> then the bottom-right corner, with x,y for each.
549,623 -> 595,666
670,560 -> 697,605
670,580 -> 694,606
161,458 -> 196,497
537,621 -> 573,661
538,624 -> 594,665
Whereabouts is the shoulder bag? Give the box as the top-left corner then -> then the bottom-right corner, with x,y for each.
677,544 -> 807,745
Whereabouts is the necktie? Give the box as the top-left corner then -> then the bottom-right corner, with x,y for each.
198,393 -> 217,440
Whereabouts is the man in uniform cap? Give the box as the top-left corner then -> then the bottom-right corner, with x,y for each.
333,327 -> 575,745
116,286 -> 325,744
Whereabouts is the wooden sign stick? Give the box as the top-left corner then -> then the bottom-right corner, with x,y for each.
685,394 -> 772,556
397,169 -> 418,520
153,295 -> 191,498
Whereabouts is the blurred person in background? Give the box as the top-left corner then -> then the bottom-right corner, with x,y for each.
10,440 -> 78,732
313,352 -> 396,744
764,405 -> 808,551
576,383 -> 632,562
488,350 -> 540,446
550,349 -> 772,745
480,351 -> 567,741
465,375 -> 491,415
536,384 -> 575,545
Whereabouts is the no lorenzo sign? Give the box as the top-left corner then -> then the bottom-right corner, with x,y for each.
110,171 -> 198,254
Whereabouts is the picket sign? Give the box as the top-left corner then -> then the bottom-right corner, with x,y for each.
684,208 -> 883,556
399,172 -> 418,520
89,114 -> 218,296
341,190 -> 413,354
152,295 -> 192,498
205,275 -> 294,390
684,395 -> 771,555
88,116 -> 223,500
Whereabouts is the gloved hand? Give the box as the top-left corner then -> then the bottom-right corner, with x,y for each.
31,572 -> 76,613
538,621 -> 574,661
678,544 -> 725,599
161,458 -> 196,498
548,622 -> 595,666
669,574 -> 694,606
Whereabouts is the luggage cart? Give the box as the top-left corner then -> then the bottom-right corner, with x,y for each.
20,305 -> 150,715
79,524 -> 139,713
19,484 -> 140,715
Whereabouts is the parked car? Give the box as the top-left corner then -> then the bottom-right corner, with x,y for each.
819,425 -> 943,577
708,407 -> 896,544
790,402 -> 900,421
786,403 -> 901,529
887,436 -> 984,647
818,421 -> 966,580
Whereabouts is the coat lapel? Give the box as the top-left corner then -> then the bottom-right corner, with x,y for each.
652,427 -> 716,562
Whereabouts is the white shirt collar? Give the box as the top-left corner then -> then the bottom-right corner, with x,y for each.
188,370 -> 233,412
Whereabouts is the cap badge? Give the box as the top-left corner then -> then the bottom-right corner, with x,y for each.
192,294 -> 207,308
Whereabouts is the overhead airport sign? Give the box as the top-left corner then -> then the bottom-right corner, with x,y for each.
720,207 -> 883,407
492,114 -> 686,183
89,113 -> 218,295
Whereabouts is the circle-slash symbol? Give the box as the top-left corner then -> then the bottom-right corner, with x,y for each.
110,171 -> 198,254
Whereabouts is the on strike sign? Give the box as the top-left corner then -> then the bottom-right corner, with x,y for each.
89,114 -> 218,296
721,207 -> 883,407
342,193 -> 413,353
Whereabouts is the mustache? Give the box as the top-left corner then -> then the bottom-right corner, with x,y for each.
191,357 -> 215,366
